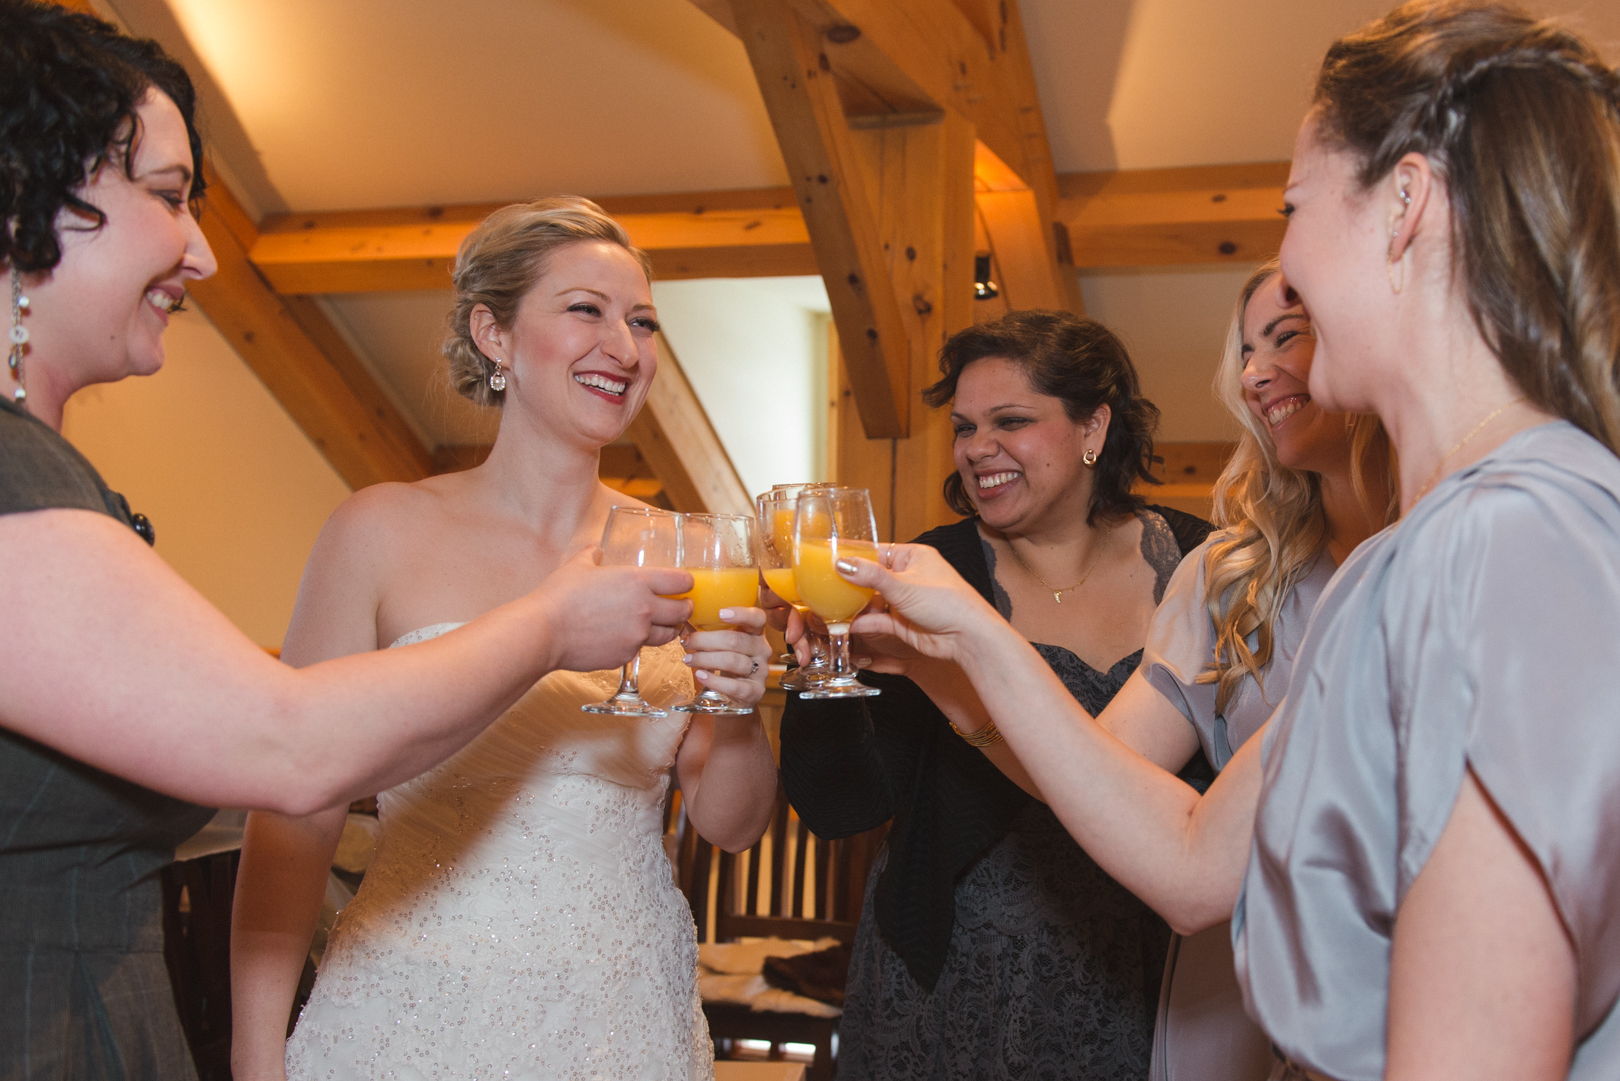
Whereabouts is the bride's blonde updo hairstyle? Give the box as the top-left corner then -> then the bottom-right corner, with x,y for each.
1198,262 -> 1397,714
1314,0 -> 1620,450
444,196 -> 652,407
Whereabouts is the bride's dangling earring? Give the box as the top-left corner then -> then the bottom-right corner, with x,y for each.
8,266 -> 29,404
488,357 -> 507,394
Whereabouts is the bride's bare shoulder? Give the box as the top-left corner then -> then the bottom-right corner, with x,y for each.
307,472 -> 480,566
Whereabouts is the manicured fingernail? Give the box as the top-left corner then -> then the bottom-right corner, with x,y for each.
855,656 -> 872,667
836,559 -> 857,575
682,653 -> 693,664
695,670 -> 709,681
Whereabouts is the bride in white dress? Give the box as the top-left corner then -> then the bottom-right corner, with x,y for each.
229,198 -> 780,1081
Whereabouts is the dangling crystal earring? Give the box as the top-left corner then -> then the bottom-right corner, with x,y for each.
8,266 -> 29,404
488,358 -> 507,393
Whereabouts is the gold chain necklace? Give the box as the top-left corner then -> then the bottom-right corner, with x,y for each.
1006,534 -> 1108,604
1415,397 -> 1525,500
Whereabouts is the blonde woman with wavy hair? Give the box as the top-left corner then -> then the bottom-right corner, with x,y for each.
1198,259 -> 1394,721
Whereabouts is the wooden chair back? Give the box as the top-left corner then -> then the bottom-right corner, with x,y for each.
669,784 -> 885,945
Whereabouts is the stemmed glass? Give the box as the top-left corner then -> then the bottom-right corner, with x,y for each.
669,513 -> 760,715
792,487 -> 882,699
768,483 -> 833,689
582,506 -> 681,717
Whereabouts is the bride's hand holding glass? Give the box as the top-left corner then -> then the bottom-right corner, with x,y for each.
681,605 -> 773,712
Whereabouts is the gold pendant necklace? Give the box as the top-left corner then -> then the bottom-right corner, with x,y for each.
1006,534 -> 1107,604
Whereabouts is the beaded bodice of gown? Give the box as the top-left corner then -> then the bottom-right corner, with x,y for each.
285,625 -> 714,1081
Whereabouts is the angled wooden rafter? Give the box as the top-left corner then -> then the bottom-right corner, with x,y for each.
189,174 -> 435,489
627,333 -> 753,516
779,0 -> 1080,313
730,0 -> 913,440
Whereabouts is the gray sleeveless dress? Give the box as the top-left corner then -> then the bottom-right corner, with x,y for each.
1237,422 -> 1620,1080
1139,534 -> 1334,1081
0,396 -> 213,1081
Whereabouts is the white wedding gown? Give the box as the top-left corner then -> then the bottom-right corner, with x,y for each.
285,625 -> 715,1081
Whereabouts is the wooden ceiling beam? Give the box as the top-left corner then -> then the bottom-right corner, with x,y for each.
732,0 -> 913,439
1057,162 -> 1291,268
241,162 -> 1290,299
189,173 -> 434,488
251,189 -> 818,294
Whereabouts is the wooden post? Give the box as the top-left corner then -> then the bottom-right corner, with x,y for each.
832,110 -> 975,542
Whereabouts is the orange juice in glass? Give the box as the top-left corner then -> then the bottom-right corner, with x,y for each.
792,488 -> 881,699
680,567 -> 760,630
761,487 -> 833,690
670,513 -> 759,714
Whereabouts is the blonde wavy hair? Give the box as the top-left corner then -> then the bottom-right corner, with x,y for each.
1197,261 -> 1398,713
443,196 -> 652,407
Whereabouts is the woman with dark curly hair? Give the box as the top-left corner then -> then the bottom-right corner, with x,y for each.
0,5 -> 691,1077
779,309 -> 1213,1080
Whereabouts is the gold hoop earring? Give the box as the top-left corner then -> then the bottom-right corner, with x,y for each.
1082,448 -> 1098,467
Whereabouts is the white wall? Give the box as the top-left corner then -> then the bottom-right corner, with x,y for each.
651,276 -> 830,500
1078,266 -> 1256,443
62,307 -> 352,648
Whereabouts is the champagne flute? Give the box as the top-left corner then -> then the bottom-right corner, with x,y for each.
792,488 -> 881,699
670,513 -> 761,715
770,483 -> 834,687
582,506 -> 681,717
758,489 -> 830,690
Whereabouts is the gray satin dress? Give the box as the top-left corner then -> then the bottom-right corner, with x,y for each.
1237,422 -> 1620,1080
1139,534 -> 1333,1081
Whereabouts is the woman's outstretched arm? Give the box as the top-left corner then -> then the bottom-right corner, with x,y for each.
0,509 -> 693,815
845,543 -> 1260,934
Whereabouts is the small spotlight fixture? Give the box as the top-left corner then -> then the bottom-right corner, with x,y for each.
973,254 -> 999,300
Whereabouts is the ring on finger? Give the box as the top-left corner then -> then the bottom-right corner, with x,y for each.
750,659 -> 760,675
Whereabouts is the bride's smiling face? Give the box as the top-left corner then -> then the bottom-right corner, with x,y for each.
492,240 -> 659,449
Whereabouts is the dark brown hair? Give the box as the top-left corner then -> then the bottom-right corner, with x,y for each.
1,0 -> 206,274
1314,0 -> 1620,450
922,309 -> 1161,523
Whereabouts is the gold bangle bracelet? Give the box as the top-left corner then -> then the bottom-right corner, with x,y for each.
949,719 -> 1004,747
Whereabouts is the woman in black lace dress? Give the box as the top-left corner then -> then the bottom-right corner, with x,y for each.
779,311 -> 1211,1080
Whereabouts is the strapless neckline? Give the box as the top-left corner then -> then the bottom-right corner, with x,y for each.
387,622 -> 467,649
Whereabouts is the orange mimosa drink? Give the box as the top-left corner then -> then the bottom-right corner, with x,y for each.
678,567 -> 760,630
793,539 -> 877,628
772,508 -> 795,560
762,567 -> 801,606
